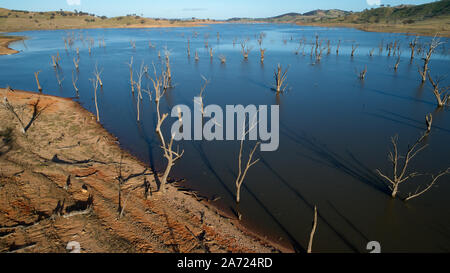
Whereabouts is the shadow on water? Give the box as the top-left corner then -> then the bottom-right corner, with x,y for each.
326,200 -> 370,243
365,87 -> 436,106
226,163 -> 306,253
380,109 -> 450,134
134,106 -> 161,189
258,156 -> 360,253
363,111 -> 424,131
191,141 -> 235,201
280,122 -> 390,196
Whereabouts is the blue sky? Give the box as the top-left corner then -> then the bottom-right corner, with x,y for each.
0,0 -> 437,19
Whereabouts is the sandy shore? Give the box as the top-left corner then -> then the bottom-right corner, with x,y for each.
0,35 -> 23,55
0,88 -> 291,253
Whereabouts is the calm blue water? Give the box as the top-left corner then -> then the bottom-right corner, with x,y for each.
1,23 -> 450,252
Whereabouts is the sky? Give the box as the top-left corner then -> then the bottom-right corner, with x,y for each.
0,0 -> 438,20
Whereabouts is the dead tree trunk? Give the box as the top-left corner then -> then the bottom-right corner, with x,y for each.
379,39 -> 384,55
427,72 -> 450,107
351,44 -> 358,57
73,57 -> 79,71
187,38 -> 190,57
90,76 -> 100,122
209,47 -> 214,60
260,48 -> 266,63
165,49 -> 172,88
419,36 -> 442,83
240,39 -> 252,61
128,56 -> 134,93
387,42 -> 393,57
358,65 -> 367,80
274,64 -> 289,93
134,62 -> 145,121
94,64 -> 103,88
150,64 -> 184,193
336,40 -> 341,56
72,70 -> 79,96
34,71 -> 43,92
394,53 -> 401,71
218,55 -> 226,64
235,121 -> 260,204
376,115 -> 440,199
307,205 -> 318,254
409,36 -> 418,62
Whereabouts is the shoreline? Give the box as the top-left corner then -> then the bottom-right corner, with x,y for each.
295,21 -> 450,38
0,88 -> 292,253
0,35 -> 24,55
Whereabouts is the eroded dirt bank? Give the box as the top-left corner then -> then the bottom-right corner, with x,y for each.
0,36 -> 22,55
0,88 -> 287,253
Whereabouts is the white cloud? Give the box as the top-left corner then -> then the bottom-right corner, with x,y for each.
67,0 -> 81,6
366,0 -> 381,6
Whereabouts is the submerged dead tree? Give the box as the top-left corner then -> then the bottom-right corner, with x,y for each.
273,64 -> 289,93
34,70 -> 43,92
409,36 -> 419,62
240,39 -> 252,60
72,70 -> 79,96
235,114 -> 260,204
128,56 -> 134,93
150,64 -> 184,193
195,50 -> 199,62
358,65 -> 367,80
419,35 -> 443,83
427,72 -> 450,107
90,75 -> 100,122
134,62 -> 145,121
187,38 -> 191,57
218,54 -> 226,64
165,48 -> 173,88
260,48 -> 266,63
351,44 -> 358,57
73,57 -> 80,71
51,52 -> 61,68
94,63 -> 103,88
336,40 -> 341,56
394,52 -> 401,71
376,114 -> 450,200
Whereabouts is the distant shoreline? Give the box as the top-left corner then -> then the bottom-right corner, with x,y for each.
226,20 -> 450,37
0,21 -> 222,56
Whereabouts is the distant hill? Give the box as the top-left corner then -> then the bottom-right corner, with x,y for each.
329,0 -> 450,24
0,8 -> 216,32
226,1 -> 450,36
227,9 -> 350,23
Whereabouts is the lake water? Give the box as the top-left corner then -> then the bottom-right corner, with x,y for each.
1,23 -> 450,253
